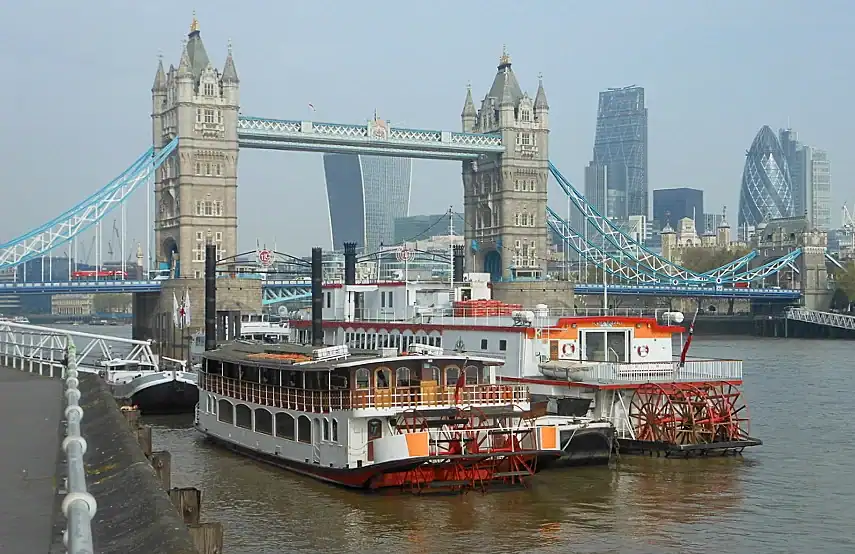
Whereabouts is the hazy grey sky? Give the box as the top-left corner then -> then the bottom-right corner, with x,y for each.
1,0 -> 852,259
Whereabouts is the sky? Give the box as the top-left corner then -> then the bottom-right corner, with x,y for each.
0,0 -> 853,261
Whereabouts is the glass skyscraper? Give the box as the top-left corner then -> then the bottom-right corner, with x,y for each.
322,154 -> 412,253
778,128 -> 832,230
652,188 -> 704,232
592,86 -> 649,218
738,126 -> 794,228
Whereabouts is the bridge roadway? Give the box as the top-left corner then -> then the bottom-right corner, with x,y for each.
0,366 -> 63,554
0,279 -> 803,301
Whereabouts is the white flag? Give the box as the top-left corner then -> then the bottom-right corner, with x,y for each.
172,292 -> 181,327
181,288 -> 191,327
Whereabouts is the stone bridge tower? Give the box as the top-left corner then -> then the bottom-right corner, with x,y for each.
462,49 -> 549,281
151,17 -> 239,278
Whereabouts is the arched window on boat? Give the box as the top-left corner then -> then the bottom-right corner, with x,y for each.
235,404 -> 252,429
464,365 -> 480,385
254,408 -> 273,435
421,365 -> 440,383
445,365 -> 461,387
217,399 -> 234,424
395,367 -> 412,388
275,412 -> 295,441
332,418 -> 339,442
323,418 -> 330,441
375,367 -> 392,389
355,368 -> 370,389
297,415 -> 312,444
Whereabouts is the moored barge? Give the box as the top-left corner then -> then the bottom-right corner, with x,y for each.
195,341 -> 567,492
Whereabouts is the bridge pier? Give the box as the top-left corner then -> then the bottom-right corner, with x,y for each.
132,277 -> 261,359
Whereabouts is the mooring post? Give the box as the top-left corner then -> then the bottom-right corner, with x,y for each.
121,406 -> 141,429
150,451 -> 172,490
188,522 -> 224,554
168,487 -> 202,525
135,425 -> 153,458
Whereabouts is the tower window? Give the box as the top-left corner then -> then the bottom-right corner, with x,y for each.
203,82 -> 216,97
204,109 -> 214,124
520,109 -> 531,122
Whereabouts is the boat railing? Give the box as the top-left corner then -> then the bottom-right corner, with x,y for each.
200,374 -> 529,412
540,358 -> 743,384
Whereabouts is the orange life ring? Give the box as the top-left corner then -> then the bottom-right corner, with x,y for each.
637,345 -> 650,357
561,343 -> 576,356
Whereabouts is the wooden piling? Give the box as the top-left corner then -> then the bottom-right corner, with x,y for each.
150,451 -> 172,490
188,522 -> 224,554
121,406 -> 141,428
136,424 -> 153,457
169,487 -> 202,525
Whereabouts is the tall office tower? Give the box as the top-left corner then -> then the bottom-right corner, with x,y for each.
592,86 -> 648,217
779,128 -> 832,230
323,154 -> 412,253
652,188 -> 704,233
584,161 -> 627,220
738,126 -> 794,228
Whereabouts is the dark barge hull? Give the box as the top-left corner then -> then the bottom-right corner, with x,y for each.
540,425 -> 616,468
617,437 -> 764,457
127,381 -> 199,415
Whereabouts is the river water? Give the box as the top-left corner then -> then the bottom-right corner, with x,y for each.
75,324 -> 853,553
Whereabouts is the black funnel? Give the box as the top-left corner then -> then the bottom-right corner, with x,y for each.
311,247 -> 323,346
343,242 -> 357,285
204,244 -> 217,351
453,244 -> 465,283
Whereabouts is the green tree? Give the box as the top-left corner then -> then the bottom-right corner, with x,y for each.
836,260 -> 855,302
679,246 -> 753,273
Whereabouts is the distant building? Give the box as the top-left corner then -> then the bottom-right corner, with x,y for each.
653,188 -> 704,233
0,269 -> 20,315
780,128 -> 832,231
51,294 -> 93,317
703,212 -> 724,234
592,86 -> 649,217
584,161 -> 627,220
394,213 -> 461,245
323,154 -> 412,253
739,126 -> 794,228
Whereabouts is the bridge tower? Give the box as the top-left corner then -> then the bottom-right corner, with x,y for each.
151,16 -> 239,278
462,48 -> 550,281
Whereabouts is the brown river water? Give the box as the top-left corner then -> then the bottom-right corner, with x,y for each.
84,325 -> 853,553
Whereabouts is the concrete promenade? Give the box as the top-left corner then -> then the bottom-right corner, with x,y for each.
0,367 -> 63,554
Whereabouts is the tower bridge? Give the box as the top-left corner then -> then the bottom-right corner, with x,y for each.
0,16 -> 827,321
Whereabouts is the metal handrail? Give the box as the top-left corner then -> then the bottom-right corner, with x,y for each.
61,339 -> 97,554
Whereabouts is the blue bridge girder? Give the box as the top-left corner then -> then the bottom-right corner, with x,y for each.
0,279 -> 314,305
237,116 -> 505,160
574,283 -> 802,300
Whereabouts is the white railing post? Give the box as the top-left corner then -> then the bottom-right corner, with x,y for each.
61,339 -> 97,554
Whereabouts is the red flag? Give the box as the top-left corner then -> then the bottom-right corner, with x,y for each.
679,308 -> 699,368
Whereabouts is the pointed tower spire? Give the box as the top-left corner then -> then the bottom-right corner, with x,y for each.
152,54 -> 167,92
534,73 -> 549,110
461,83 -> 476,118
500,74 -> 514,106
189,11 -> 200,35
177,38 -> 192,77
221,38 -> 239,83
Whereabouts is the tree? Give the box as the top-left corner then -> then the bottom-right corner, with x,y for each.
679,246 -> 753,273
836,261 -> 855,303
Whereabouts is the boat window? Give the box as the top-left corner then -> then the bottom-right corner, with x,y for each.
445,365 -> 460,386
395,367 -> 412,388
421,365 -> 440,383
323,418 -> 330,441
217,399 -> 233,423
464,365 -> 480,385
285,371 -> 299,388
583,332 -> 607,362
255,408 -> 273,435
375,367 -> 392,389
275,413 -> 295,440
235,405 -> 252,429
297,415 -> 311,443
355,368 -> 370,389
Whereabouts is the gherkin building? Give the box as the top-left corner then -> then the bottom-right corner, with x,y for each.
738,125 -> 794,228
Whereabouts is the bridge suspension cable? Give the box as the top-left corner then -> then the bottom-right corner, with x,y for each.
0,138 -> 178,271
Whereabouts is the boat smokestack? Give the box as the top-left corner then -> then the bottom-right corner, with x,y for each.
204,243 -> 217,351
311,247 -> 324,346
344,242 -> 357,285
453,244 -> 464,283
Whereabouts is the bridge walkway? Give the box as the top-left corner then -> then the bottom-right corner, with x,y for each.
0,367 -> 63,554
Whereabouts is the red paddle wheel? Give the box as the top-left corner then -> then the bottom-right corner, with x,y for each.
629,382 -> 751,447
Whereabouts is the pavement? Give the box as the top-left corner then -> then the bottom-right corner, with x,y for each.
0,366 -> 63,554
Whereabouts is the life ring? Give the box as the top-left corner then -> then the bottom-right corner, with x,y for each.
561,343 -> 576,356
636,345 -> 650,358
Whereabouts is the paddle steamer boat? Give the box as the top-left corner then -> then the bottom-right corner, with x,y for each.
195,340 -> 565,492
